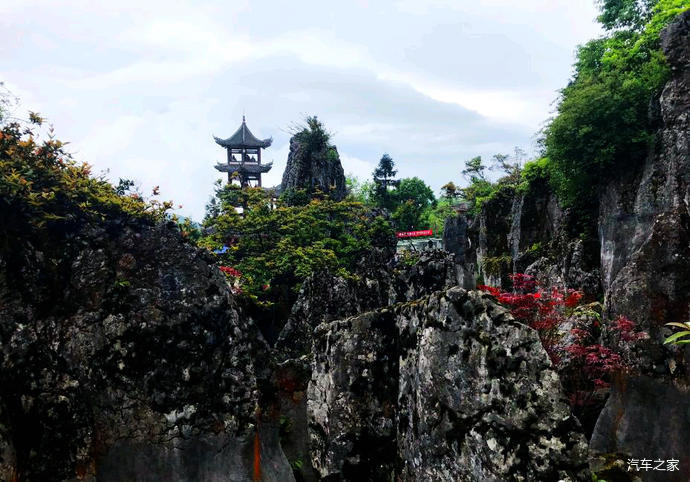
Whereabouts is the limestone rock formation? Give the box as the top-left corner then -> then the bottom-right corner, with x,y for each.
308,288 -> 590,481
587,11 -> 690,477
590,376 -> 690,482
274,248 -> 459,481
280,135 -> 346,201
600,9 -> 690,373
439,12 -> 690,480
0,219 -> 293,481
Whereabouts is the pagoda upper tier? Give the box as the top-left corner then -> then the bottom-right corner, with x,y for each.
214,116 -> 273,187
214,116 -> 272,149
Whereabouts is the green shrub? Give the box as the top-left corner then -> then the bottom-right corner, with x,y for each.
0,119 -> 173,253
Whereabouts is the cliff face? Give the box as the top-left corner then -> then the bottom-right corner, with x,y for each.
442,11 -> 690,480
0,218 -> 292,481
452,11 -> 690,355
602,10 -> 690,360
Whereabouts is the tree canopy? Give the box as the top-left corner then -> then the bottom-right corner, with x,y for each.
544,0 -> 687,211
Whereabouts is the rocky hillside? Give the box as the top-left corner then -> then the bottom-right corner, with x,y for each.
444,10 -> 690,480
0,216 -> 287,481
0,9 -> 687,482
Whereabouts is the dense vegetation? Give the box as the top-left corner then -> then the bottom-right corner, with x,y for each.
200,119 -> 395,331
0,116 -> 173,258
349,154 -> 456,233
543,0 -> 688,223
448,0 -> 687,239
201,183 -> 393,301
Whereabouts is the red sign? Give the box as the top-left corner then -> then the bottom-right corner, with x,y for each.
396,229 -> 433,239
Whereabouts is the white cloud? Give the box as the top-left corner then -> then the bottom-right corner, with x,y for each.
1,0 -> 604,220
340,154 -> 375,181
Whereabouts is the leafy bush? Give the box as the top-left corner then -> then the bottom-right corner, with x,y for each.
479,274 -> 647,408
518,157 -> 552,194
0,119 -> 172,253
201,183 -> 394,304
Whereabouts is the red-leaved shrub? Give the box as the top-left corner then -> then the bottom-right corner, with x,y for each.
479,274 -> 647,408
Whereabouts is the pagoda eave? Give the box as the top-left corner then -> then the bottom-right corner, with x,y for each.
213,135 -> 273,149
215,162 -> 273,174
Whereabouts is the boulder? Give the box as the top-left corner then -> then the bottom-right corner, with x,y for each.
308,287 -> 590,481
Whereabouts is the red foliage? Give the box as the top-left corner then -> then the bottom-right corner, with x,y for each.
479,274 -> 647,407
477,285 -> 501,297
564,290 -> 583,308
219,266 -> 242,277
612,315 -> 648,342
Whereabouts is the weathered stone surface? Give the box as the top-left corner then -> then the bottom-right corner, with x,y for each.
477,187 -> 514,287
599,10 -> 690,377
0,219 -> 293,481
275,248 -> 456,362
308,310 -> 399,480
508,180 -> 563,274
390,249 -> 461,304
274,247 -> 457,481
442,214 -> 477,289
308,288 -> 590,481
590,376 -> 690,482
280,136 -> 346,201
584,13 -> 690,480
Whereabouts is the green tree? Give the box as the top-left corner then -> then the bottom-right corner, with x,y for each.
373,153 -> 397,185
597,0 -> 659,31
391,177 -> 435,230
461,155 -> 486,182
372,153 -> 399,210
421,197 -> 457,236
201,185 -> 394,305
490,151 -> 523,186
441,182 -> 459,200
346,175 -> 374,205
458,156 -> 495,214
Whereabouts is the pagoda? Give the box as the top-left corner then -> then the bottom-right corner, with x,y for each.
214,116 -> 273,187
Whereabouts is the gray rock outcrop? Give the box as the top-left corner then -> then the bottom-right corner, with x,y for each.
600,10 -> 690,374
590,376 -> 690,482
308,287 -> 590,481
280,136 -> 346,201
0,219 -> 293,481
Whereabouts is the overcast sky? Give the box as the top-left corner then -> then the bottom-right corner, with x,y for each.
1,0 -> 602,221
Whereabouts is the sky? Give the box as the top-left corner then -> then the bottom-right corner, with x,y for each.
1,0 -> 602,221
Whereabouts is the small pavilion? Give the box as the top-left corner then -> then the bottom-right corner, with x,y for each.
214,116 -> 273,187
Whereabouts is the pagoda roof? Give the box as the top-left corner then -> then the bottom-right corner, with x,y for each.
215,161 -> 273,174
214,117 -> 272,149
